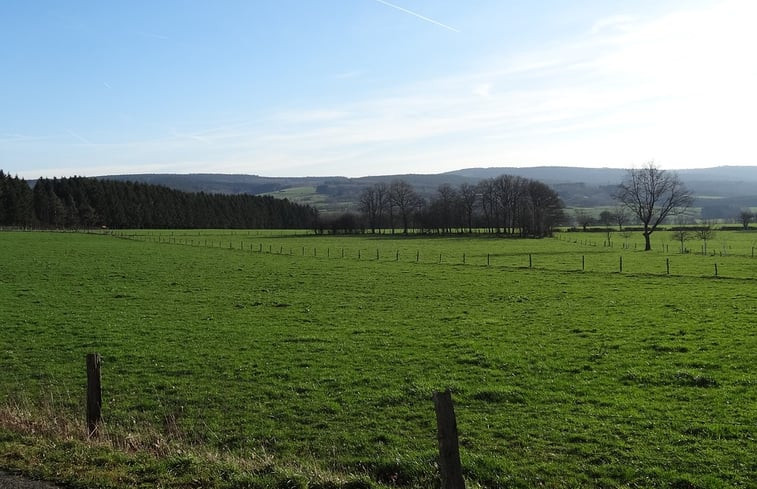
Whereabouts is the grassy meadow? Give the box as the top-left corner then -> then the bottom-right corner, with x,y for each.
0,229 -> 755,488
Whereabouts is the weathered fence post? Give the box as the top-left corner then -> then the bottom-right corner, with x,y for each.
529,254 -> 532,268
487,253 -> 490,266
714,263 -> 718,277
433,390 -> 465,489
666,258 -> 670,275
416,250 -> 419,263
86,353 -> 102,437
376,249 -> 380,260
396,250 -> 399,261
619,256 -> 623,273
582,255 -> 585,271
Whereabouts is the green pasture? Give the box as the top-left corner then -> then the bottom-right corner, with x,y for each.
0,230 -> 755,488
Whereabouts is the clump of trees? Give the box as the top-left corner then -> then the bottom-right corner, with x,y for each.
0,171 -> 317,229
355,174 -> 565,237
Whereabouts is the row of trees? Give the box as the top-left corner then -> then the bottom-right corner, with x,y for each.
355,175 -> 565,237
0,171 -> 317,229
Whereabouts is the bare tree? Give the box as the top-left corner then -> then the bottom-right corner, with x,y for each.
358,185 -> 386,234
435,183 -> 459,233
477,179 -> 497,233
612,206 -> 629,230
614,162 -> 693,251
574,209 -> 595,231
389,179 -> 422,234
738,209 -> 754,230
671,229 -> 692,254
695,225 -> 716,255
458,183 -> 477,233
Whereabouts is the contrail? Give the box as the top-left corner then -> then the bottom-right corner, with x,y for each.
373,0 -> 460,33
67,129 -> 93,145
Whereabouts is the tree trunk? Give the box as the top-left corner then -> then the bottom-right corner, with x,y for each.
644,232 -> 652,251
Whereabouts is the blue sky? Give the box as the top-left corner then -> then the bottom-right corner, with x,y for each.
2,0 -> 755,178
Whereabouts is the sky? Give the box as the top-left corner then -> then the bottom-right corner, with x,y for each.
1,0 -> 756,179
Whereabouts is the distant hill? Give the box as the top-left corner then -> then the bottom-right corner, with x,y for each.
100,166 -> 757,216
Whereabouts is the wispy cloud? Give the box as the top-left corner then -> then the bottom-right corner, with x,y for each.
372,0 -> 460,33
11,1 -> 757,178
67,129 -> 93,145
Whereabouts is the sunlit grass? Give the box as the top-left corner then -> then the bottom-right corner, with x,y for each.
1,230 -> 755,488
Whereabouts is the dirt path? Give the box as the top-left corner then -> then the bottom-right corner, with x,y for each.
0,472 -> 61,489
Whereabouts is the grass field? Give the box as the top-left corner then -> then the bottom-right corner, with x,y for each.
1,230 -> 755,488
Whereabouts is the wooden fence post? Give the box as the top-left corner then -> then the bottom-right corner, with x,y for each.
666,258 -> 670,275
433,390 -> 465,489
86,353 -> 102,437
619,256 -> 623,273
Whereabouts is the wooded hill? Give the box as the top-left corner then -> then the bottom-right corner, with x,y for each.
0,171 -> 317,229
98,166 -> 757,217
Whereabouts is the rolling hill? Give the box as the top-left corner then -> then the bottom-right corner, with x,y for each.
100,166 -> 757,217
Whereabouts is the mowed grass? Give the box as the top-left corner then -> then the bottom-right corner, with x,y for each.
1,231 -> 755,488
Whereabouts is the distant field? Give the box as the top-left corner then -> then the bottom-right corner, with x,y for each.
262,186 -> 355,214
1,230 -> 755,488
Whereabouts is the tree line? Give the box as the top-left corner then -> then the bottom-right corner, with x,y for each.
318,175 -> 565,236
0,171 -> 317,229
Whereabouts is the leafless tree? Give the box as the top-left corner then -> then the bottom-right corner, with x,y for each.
458,183 -> 477,233
574,209 -> 595,231
477,179 -> 497,233
612,206 -> 629,230
671,229 -> 692,254
358,184 -> 387,234
389,179 -> 422,234
738,209 -> 754,230
435,183 -> 459,233
614,162 -> 693,251
695,225 -> 716,255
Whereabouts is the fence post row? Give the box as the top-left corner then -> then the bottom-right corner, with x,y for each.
86,353 -> 102,437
